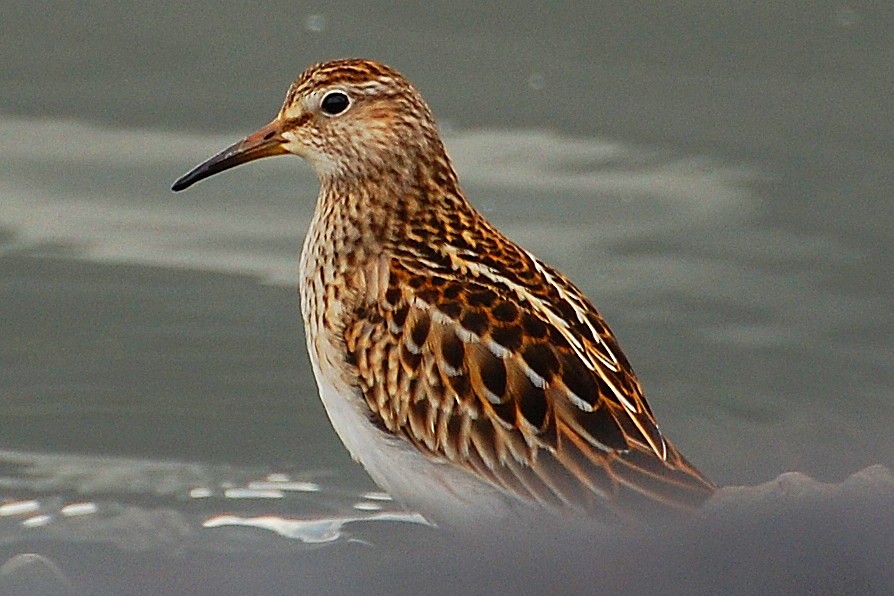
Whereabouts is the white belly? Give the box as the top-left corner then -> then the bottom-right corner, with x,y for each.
305,341 -> 518,528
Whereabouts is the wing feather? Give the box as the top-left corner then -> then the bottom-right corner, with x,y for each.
343,255 -> 714,516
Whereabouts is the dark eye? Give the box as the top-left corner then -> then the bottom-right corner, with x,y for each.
320,91 -> 350,116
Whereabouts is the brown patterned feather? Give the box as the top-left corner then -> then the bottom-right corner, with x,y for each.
345,251 -> 714,516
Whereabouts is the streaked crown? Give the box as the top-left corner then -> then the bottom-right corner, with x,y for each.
277,59 -> 446,179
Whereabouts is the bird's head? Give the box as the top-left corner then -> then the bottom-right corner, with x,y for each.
172,58 -> 445,191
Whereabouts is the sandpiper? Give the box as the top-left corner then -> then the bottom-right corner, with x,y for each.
172,59 -> 714,525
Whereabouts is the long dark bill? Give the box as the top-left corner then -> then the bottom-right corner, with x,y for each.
171,120 -> 288,191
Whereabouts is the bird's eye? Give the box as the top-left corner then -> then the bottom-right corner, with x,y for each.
320,91 -> 351,116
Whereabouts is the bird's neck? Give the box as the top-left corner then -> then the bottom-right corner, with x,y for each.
298,150 -> 480,334
311,148 -> 473,257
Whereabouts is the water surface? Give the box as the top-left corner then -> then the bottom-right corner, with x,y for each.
1,2 -> 892,594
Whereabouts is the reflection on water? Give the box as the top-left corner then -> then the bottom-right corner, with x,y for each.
203,511 -> 428,544
0,115 -> 756,286
0,447 -> 891,594
0,450 -> 427,551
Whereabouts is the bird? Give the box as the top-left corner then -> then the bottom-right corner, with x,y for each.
172,58 -> 715,526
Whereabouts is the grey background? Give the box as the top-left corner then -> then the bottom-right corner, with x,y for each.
1,1 -> 892,594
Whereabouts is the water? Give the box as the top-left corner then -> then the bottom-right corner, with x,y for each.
1,2 -> 892,593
